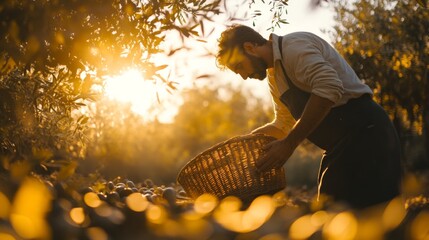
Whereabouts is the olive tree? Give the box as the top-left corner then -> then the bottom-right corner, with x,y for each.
0,0 -> 225,172
0,0 -> 290,175
331,0 -> 429,168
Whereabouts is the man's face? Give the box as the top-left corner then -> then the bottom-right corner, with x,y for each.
226,48 -> 267,81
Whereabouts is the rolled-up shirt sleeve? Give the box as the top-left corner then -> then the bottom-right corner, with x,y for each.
285,39 -> 344,104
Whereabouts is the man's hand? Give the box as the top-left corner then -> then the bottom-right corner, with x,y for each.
256,93 -> 335,172
256,138 -> 297,172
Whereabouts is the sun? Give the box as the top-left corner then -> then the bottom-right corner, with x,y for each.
103,69 -> 160,118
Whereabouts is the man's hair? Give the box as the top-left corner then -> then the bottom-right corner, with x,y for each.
216,24 -> 267,69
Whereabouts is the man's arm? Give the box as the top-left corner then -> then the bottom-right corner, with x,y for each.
256,93 -> 334,171
251,90 -> 295,139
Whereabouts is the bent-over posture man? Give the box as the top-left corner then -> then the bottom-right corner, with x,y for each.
216,24 -> 402,208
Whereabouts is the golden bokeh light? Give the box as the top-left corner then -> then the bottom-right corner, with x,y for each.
70,207 -> 86,225
86,227 -> 108,240
289,215 -> 319,240
213,210 -> 245,232
126,193 -> 149,212
84,192 -> 102,208
213,195 -> 276,233
0,233 -> 15,240
323,211 -> 358,240
382,197 -> 406,231
217,196 -> 242,212
356,218 -> 384,240
272,191 -> 288,207
410,211 -> 429,240
146,205 -> 167,224
9,160 -> 32,182
402,173 -> 423,196
0,192 -> 11,219
10,177 -> 52,240
289,211 -> 330,240
181,210 -> 204,221
194,193 -> 218,215
244,195 -> 276,224
311,210 -> 330,227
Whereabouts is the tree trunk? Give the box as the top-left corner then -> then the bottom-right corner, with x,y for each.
423,68 -> 429,169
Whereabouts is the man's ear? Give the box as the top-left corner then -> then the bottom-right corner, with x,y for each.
243,42 -> 258,56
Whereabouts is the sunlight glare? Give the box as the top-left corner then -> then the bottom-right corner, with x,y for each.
104,69 -> 159,118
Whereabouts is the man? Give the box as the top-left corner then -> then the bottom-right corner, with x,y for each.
216,24 -> 402,208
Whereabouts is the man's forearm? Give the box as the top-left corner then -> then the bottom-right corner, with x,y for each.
284,93 -> 335,148
252,124 -> 286,139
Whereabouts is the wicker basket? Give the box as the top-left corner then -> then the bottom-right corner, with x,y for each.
177,134 -> 286,202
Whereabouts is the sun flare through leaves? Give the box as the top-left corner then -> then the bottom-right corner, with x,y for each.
103,69 -> 160,119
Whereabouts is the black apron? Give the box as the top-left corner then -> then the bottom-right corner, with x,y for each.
276,36 -> 402,208
277,36 -> 372,151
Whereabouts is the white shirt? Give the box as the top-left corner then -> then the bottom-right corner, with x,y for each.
266,32 -> 373,134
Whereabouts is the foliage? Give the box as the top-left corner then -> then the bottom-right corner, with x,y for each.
249,0 -> 290,31
0,0 -> 226,180
173,84 -> 272,158
0,0 -> 291,173
82,84 -> 273,183
313,0 -> 427,8
330,0 -> 429,167
83,98 -> 184,183
0,0 -> 221,76
0,68 -> 90,178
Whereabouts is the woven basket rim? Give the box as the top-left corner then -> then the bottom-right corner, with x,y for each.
176,133 -> 286,201
176,133 -> 276,182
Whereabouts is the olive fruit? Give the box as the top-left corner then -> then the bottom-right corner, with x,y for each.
162,187 -> 176,206
144,179 -> 154,188
119,188 -> 133,198
115,186 -> 125,195
107,181 -> 115,191
107,191 -> 120,204
126,180 -> 135,188
97,193 -> 107,201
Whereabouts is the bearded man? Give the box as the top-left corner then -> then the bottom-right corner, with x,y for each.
216,24 -> 403,208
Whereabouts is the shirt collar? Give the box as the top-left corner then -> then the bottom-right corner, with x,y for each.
270,33 -> 283,62
268,33 -> 290,94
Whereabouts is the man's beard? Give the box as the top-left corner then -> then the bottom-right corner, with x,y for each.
247,53 -> 268,80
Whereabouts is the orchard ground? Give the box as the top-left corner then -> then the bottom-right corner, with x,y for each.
0,168 -> 429,240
